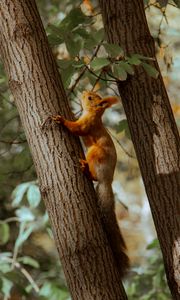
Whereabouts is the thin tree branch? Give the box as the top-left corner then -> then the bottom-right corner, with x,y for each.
2,256 -> 40,294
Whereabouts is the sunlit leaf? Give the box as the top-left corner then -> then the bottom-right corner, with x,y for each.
12,182 -> 31,207
15,222 -> 36,249
2,277 -> 13,298
27,185 -> 41,208
40,282 -> 69,300
15,207 -> 35,222
18,256 -> 40,268
90,57 -> 110,71
0,263 -> 12,274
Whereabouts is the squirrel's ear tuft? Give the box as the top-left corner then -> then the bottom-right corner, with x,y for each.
101,96 -> 119,108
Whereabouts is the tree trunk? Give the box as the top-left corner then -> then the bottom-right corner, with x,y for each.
99,0 -> 180,298
0,1 -> 127,299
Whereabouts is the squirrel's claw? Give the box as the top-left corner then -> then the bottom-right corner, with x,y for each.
41,115 -> 63,130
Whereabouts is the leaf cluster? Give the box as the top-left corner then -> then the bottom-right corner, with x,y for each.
126,239 -> 171,300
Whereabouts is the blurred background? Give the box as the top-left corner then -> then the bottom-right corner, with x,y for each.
0,0 -> 179,299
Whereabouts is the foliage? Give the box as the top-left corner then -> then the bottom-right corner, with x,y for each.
46,7 -> 159,92
126,239 -> 171,300
0,181 -> 69,299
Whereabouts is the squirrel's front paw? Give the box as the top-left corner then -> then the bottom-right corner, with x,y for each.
51,115 -> 64,124
41,115 -> 64,129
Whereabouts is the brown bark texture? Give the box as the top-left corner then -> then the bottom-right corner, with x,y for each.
99,0 -> 180,298
0,1 -> 128,299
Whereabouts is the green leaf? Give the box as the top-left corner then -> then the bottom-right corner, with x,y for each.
15,222 -> 36,249
0,223 -> 10,245
47,24 -> 64,46
27,185 -> 41,208
2,277 -> 13,298
74,28 -> 90,39
40,282 -> 69,300
84,36 -> 97,50
59,8 -> 89,31
0,263 -> 12,274
92,28 -> 105,42
103,43 -> 123,57
142,62 -> 159,79
61,65 -> 75,88
147,238 -> 159,250
15,207 -> 35,222
12,182 -> 31,207
57,59 -> 74,69
65,34 -> 83,56
127,55 -> 142,65
18,256 -> 40,269
90,57 -> 110,71
84,29 -> 104,50
118,61 -> 134,75
48,34 -> 63,46
0,252 -> 12,259
116,119 -> 131,138
47,24 -> 63,36
117,119 -> 128,133
113,64 -> 127,81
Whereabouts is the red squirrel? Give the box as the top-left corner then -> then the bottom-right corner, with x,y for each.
48,91 -> 129,277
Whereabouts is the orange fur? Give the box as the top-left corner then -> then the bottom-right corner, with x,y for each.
49,91 -> 129,276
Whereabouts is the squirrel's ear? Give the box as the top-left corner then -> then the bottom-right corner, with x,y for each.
101,96 -> 119,108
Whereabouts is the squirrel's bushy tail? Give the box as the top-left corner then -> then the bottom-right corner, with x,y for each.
96,182 -> 129,278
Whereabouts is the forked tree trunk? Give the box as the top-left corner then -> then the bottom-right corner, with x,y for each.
99,0 -> 180,298
0,1 -> 127,299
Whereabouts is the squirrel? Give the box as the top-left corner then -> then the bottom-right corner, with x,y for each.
48,91 -> 129,277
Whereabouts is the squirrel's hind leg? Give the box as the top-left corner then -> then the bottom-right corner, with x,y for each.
79,159 -> 95,181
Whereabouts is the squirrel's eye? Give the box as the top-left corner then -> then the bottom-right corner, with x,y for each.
88,96 -> 92,100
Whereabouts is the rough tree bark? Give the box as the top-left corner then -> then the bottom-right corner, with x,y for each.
0,1 -> 127,299
99,0 -> 180,298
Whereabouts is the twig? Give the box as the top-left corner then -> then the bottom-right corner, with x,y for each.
0,217 -> 19,223
87,67 -> 117,82
2,256 -> 40,294
91,69 -> 104,91
107,129 -> 136,159
68,41 -> 103,95
0,139 -> 26,144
